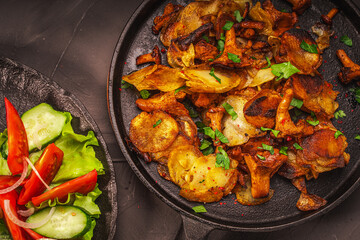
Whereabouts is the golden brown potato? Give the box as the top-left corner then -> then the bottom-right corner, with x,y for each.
122,65 -> 185,92
234,175 -> 274,205
129,111 -> 179,153
296,128 -> 350,178
136,91 -> 189,117
167,41 -> 195,68
181,65 -> 246,93
296,192 -> 327,211
277,29 -> 322,75
278,151 -> 309,180
243,89 -> 282,129
168,145 -> 238,202
244,150 -> 287,198
249,2 -> 274,36
247,68 -> 276,87
222,95 -> 264,146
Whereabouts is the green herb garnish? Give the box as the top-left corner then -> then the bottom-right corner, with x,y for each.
222,102 -> 238,120
300,40 -> 318,54
222,21 -> 234,31
227,52 -> 241,63
290,98 -> 303,109
257,154 -> 266,160
202,146 -> 214,155
234,10 -> 243,22
340,35 -> 353,47
260,127 -> 280,137
280,146 -> 288,156
334,110 -> 346,119
334,130 -> 344,139
200,139 -> 212,150
217,39 -> 225,52
209,68 -> 221,83
215,129 -> 229,143
121,79 -> 132,89
306,119 -> 319,126
199,179 -> 205,183
183,102 -> 199,118
355,134 -> 360,140
153,119 -> 161,128
293,143 -> 303,150
216,147 -> 230,169
202,35 -> 210,43
258,143 -> 274,155
175,86 -> 186,94
350,88 -> 360,103
140,90 -> 150,99
203,127 -> 215,139
192,205 -> 207,213
262,56 -> 271,69
271,62 -> 300,81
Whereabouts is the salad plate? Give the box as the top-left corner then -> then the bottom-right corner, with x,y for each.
0,57 -> 117,239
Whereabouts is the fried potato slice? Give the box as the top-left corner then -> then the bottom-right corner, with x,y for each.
249,2 -> 274,36
248,68 -> 276,87
167,41 -> 195,68
129,111 -> 179,153
234,175 -> 274,206
168,145 -> 238,202
222,95 -> 264,146
181,66 -> 246,93
122,65 -> 185,92
243,89 -> 282,128
296,192 -> 327,211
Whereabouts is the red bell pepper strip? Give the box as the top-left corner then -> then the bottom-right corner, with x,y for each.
0,176 -> 22,189
5,97 -> 29,175
31,169 -> 98,206
18,143 -> 64,205
23,228 -> 44,239
0,191 -> 27,240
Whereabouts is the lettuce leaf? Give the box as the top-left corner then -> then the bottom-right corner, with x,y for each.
81,219 -> 96,240
0,219 -> 11,240
0,131 -> 10,175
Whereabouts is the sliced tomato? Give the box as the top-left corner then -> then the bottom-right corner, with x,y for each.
5,97 -> 29,175
0,191 -> 27,240
18,143 -> 64,205
31,169 -> 98,206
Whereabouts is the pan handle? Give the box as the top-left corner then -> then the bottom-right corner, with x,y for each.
176,214 -> 214,240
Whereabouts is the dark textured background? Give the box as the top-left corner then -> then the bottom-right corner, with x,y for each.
0,0 -> 360,239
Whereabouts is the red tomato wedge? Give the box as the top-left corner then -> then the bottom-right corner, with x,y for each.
31,169 -> 98,206
5,97 -> 29,175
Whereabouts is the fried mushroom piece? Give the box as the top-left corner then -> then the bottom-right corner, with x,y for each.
152,3 -> 183,35
190,92 -> 220,109
275,89 -> 314,138
211,28 -> 253,68
136,91 -> 189,117
262,0 -> 298,37
278,151 -> 309,180
244,150 -> 287,198
194,40 -> 219,62
277,29 -> 322,75
286,74 -> 339,119
122,65 -> 185,92
285,0 -> 311,15
336,49 -> 360,84
243,89 -> 282,129
136,45 -> 161,65
296,128 -> 350,179
129,110 -> 179,153
168,145 -> 238,203
167,40 -> 195,68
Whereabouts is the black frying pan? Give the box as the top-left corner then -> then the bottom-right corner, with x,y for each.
0,58 -> 117,240
107,0 -> 360,238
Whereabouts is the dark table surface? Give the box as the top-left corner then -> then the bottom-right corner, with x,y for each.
0,0 -> 360,239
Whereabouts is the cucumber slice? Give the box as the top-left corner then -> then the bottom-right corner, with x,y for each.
27,206 -> 91,239
21,103 -> 67,151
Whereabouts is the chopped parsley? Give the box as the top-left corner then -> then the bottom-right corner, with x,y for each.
227,52 -> 241,63
350,88 -> 360,103
217,39 -> 225,52
220,33 -> 226,41
257,154 -> 266,160
209,68 -> 221,83
262,56 -> 271,69
202,145 -> 214,156
121,79 -> 132,89
153,119 -> 161,128
140,90 -> 150,99
306,119 -> 319,126
290,98 -> 303,109
280,146 -> 288,156
199,179 -> 205,183
200,139 -> 212,150
334,110 -> 346,119
334,130 -> 344,139
222,21 -> 234,31
340,35 -> 353,47
300,40 -> 318,54
203,127 -> 216,139
234,10 -> 243,23
192,205 -> 207,213
293,143 -> 303,150
175,86 -> 186,94
222,102 -> 238,120
195,121 -> 206,130
271,62 -> 300,81
260,127 -> 280,137
258,143 -> 274,155
215,129 -> 229,143
355,134 -> 360,140
202,35 -> 210,43
216,147 -> 230,169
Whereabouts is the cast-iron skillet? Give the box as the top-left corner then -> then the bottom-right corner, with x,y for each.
108,0 -> 360,238
0,58 -> 117,240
